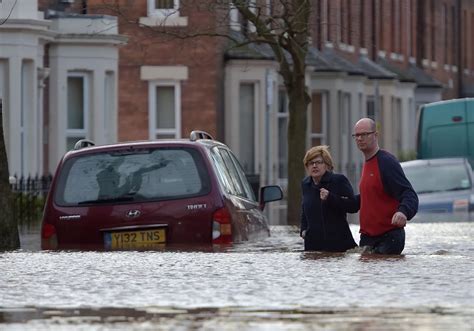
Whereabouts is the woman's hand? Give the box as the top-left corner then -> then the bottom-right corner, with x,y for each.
320,188 -> 329,201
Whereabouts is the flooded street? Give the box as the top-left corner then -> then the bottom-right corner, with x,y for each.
1,223 -> 473,330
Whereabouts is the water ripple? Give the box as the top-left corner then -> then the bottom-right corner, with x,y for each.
0,223 -> 473,330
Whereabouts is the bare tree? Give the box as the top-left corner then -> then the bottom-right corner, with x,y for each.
0,0 -> 22,249
230,0 -> 311,225
0,100 -> 20,250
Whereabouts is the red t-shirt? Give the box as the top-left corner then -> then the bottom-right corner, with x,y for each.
359,156 -> 400,236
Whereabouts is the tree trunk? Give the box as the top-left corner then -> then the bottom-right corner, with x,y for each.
286,81 -> 310,226
0,103 -> 20,250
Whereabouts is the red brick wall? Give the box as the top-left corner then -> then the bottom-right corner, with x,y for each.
85,0 -> 227,141
311,0 -> 473,98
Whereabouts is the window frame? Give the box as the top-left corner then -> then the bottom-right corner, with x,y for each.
66,72 -> 89,151
147,0 -> 179,18
277,88 -> 289,182
238,81 -> 257,174
229,0 -> 256,32
148,80 -> 182,139
309,91 -> 328,147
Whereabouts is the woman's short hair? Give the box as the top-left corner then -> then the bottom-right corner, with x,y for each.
303,145 -> 334,170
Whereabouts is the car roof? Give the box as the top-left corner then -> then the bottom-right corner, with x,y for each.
401,157 -> 470,168
63,131 -> 228,159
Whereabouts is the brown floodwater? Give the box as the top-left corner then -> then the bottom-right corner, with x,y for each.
0,223 -> 473,330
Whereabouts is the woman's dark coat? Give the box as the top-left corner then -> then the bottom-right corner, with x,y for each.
300,171 -> 358,252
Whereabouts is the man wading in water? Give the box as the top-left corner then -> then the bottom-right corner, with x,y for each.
352,118 -> 418,254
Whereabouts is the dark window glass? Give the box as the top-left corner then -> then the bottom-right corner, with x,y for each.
155,0 -> 174,9
210,147 -> 255,201
55,147 -> 210,205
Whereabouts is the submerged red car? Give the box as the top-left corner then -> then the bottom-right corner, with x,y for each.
41,131 -> 283,250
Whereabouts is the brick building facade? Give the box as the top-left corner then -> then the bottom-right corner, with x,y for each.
311,0 -> 474,100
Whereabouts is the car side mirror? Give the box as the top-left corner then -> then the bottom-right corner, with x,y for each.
259,185 -> 283,211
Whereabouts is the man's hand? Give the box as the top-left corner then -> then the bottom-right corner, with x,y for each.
391,211 -> 407,227
301,230 -> 307,239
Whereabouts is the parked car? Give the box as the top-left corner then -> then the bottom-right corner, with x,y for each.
401,158 -> 474,222
41,131 -> 283,250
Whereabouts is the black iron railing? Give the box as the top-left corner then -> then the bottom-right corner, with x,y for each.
10,175 -> 53,226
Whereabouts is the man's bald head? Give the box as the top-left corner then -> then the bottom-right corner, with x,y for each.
354,118 -> 376,132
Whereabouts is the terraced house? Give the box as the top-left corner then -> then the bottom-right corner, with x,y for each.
1,0 -> 473,224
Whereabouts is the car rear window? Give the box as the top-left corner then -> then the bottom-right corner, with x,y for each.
54,147 -> 211,206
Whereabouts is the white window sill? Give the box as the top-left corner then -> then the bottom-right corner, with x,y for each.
139,16 -> 188,27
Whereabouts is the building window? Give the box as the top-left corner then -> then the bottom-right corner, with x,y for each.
408,98 -> 416,147
149,82 -> 181,139
360,0 -> 365,48
66,73 -> 89,151
391,0 -> 398,53
316,0 -> 323,49
155,0 -> 174,9
327,1 -> 332,42
340,0 -> 345,44
338,92 -> 352,174
141,0 -> 187,26
367,96 -> 375,120
472,13 -> 474,70
229,2 -> 240,31
391,97 -> 402,152
463,10 -> 468,68
407,0 -> 412,57
310,92 -> 327,148
451,5 -> 455,65
21,60 -> 34,176
443,4 -> 448,65
277,89 -> 289,180
104,71 -> 115,143
340,0 -> 353,45
239,83 -> 256,174
367,94 -> 384,148
229,0 -> 256,33
430,0 -> 436,61
148,0 -> 178,16
378,0 -> 384,50
398,0 -> 402,54
347,0 -> 352,45
389,0 -> 402,54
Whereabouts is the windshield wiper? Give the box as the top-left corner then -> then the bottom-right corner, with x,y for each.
416,190 -> 437,194
78,195 -> 135,205
446,187 -> 470,192
417,187 -> 470,194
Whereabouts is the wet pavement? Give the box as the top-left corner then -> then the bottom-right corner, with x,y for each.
1,223 -> 473,330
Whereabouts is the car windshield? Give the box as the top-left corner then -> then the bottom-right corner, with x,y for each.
403,163 -> 472,194
55,147 -> 211,205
